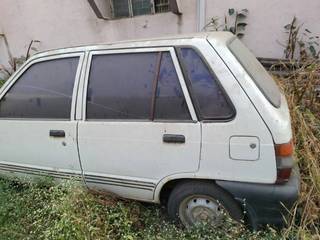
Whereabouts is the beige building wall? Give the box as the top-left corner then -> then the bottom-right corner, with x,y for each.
0,0 -> 319,66
205,0 -> 320,59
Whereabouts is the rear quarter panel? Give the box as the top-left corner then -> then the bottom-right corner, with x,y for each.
207,34 -> 292,144
192,38 -> 277,184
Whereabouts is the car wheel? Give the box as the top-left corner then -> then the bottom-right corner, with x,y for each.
167,181 -> 243,227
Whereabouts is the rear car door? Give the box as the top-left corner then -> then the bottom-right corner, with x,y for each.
78,48 -> 201,201
0,53 -> 84,179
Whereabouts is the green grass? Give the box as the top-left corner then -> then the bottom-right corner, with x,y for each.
0,79 -> 5,87
0,177 -> 286,240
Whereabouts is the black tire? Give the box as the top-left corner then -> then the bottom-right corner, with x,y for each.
167,181 -> 243,227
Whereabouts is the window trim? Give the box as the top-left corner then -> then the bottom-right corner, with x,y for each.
175,46 -> 236,122
0,52 -> 85,121
82,47 -> 197,122
149,52 -> 163,120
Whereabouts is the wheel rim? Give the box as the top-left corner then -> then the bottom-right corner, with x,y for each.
178,195 -> 227,227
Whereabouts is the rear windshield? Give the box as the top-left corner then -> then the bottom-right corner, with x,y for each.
228,38 -> 281,108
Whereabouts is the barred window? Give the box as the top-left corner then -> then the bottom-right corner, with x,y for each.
112,0 -> 170,18
155,0 -> 170,13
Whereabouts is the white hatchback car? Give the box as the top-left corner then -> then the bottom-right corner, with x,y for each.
0,32 -> 299,229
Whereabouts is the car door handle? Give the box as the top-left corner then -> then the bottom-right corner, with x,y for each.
163,134 -> 185,143
50,130 -> 65,138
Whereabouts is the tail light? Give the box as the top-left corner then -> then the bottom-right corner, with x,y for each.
275,140 -> 294,184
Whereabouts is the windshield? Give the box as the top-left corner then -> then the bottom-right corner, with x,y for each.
228,38 -> 281,108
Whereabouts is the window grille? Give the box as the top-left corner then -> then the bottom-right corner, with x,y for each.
155,0 -> 170,13
113,0 -> 130,17
111,0 -> 170,18
132,0 -> 152,16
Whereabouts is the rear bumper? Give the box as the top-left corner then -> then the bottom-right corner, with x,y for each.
216,168 -> 300,229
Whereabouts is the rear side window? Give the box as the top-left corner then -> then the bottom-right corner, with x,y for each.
86,51 -> 190,120
0,57 -> 79,119
178,48 -> 234,120
228,38 -> 281,107
154,52 -> 190,120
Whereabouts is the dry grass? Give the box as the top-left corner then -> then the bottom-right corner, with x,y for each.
276,61 -> 320,238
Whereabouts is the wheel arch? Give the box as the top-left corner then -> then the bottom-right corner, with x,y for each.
154,173 -> 218,204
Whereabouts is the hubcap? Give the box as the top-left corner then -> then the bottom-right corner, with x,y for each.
179,195 -> 226,227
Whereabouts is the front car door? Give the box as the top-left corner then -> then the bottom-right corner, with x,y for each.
0,53 -> 84,180
78,48 -> 201,201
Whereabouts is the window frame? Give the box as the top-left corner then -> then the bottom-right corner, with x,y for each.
0,52 -> 85,121
175,46 -> 236,122
82,47 -> 197,122
110,0 -> 170,18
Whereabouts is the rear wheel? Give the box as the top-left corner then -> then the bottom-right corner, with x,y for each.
167,181 -> 243,227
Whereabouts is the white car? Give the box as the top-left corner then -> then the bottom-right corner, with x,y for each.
0,32 -> 299,229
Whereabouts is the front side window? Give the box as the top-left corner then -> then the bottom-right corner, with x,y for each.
0,57 -> 79,119
86,51 -> 191,121
87,53 -> 157,119
112,0 -> 170,18
178,48 -> 235,120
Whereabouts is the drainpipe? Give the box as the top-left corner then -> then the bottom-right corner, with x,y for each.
197,0 -> 206,32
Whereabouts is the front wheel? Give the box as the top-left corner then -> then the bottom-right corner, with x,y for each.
167,181 -> 244,227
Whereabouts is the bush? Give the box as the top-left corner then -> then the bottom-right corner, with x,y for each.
277,61 -> 320,238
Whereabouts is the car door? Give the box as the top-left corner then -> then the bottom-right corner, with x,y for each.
78,48 -> 201,201
0,53 -> 84,179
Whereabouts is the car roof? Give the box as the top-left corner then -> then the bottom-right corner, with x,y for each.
32,32 -> 234,58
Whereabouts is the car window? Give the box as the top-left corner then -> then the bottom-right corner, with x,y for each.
87,52 -> 157,120
228,38 -> 281,108
178,48 -> 234,120
154,52 -> 190,120
0,57 -> 79,119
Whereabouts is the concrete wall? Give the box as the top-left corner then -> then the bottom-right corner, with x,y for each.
0,0 -> 319,66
